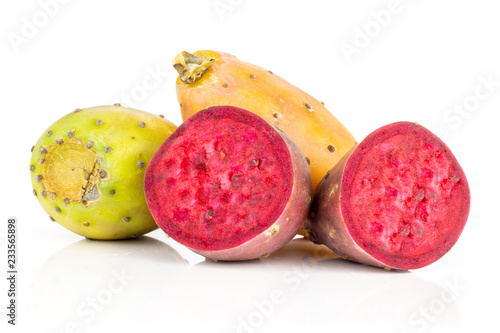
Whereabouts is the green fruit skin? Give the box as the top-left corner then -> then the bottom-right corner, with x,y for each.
30,105 -> 177,240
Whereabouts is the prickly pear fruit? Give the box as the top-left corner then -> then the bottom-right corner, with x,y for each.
30,104 -> 177,240
144,106 -> 312,261
305,122 -> 471,270
173,50 -> 357,190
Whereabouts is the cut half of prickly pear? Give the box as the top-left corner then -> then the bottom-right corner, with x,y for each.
145,106 -> 312,260
306,122 -> 471,270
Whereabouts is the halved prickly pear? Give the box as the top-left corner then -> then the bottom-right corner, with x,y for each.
29,104 -> 177,239
172,50 -> 356,191
144,106 -> 312,260
305,122 -> 471,270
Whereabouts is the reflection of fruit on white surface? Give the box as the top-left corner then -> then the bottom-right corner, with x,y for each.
27,236 -> 187,331
139,238 -> 461,332
315,264 -> 462,332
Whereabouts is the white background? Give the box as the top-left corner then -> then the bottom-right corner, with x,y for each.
1,0 -> 499,332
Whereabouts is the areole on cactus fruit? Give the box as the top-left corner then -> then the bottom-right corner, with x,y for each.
29,104 -> 177,240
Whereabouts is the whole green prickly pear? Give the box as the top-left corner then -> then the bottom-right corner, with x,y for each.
29,104 -> 177,239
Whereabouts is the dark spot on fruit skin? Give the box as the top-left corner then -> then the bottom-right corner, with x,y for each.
114,103 -> 121,106
50,216 -> 55,221
123,217 -> 131,222
30,165 -> 35,172
180,103 -> 183,108
31,146 -> 35,153
205,209 -> 213,220
159,115 -> 165,118
35,175 -> 43,182
137,160 -> 145,168
268,70 -> 274,75
55,207 -> 61,213
73,108 -> 81,113
86,141 -> 93,149
33,189 -> 37,196
83,221 -> 90,227
223,83 -> 228,88
39,147 -> 47,154
41,191 -> 47,197
138,121 -> 146,128
47,130 -> 53,137
82,199 -> 88,206
327,145 -> 336,153
38,158 -> 45,164
305,157 -> 310,165
96,120 -> 103,126
50,192 -> 57,199
82,185 -> 100,201
305,103 -> 314,112
104,146 -> 112,153
63,198 -> 69,205
96,157 -> 103,164
249,74 -> 256,79
109,189 -> 116,195
56,138 -> 64,145
68,130 -> 75,138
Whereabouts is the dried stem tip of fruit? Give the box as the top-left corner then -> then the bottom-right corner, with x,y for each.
39,139 -> 109,205
173,51 -> 215,84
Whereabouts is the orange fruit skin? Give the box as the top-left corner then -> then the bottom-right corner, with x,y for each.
175,50 -> 356,190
